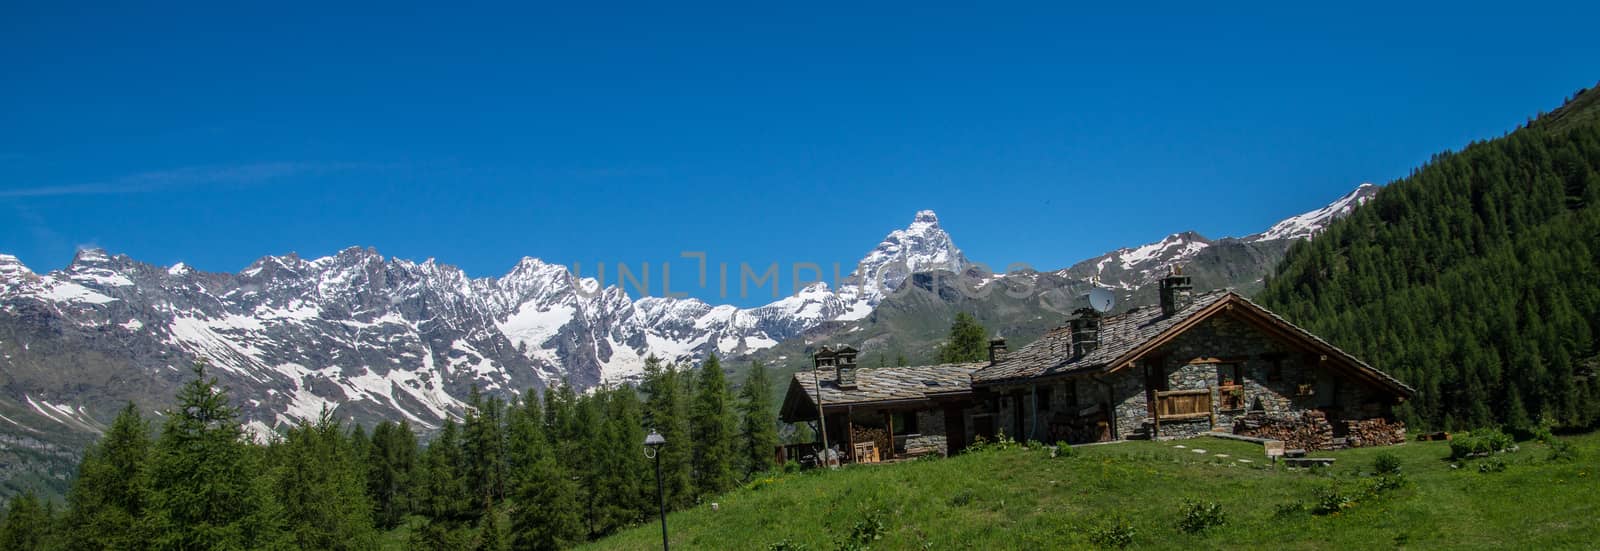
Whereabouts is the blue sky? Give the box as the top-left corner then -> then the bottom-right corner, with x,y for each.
3,3 -> 1598,306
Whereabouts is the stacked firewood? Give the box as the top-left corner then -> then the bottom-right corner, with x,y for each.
1342,418 -> 1407,447
852,426 -> 892,458
1233,410 -> 1335,451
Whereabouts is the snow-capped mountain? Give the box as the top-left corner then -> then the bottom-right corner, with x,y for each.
1059,184 -> 1379,291
0,210 -> 970,437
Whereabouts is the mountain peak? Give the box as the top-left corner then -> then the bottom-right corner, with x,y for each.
70,247 -> 112,266
1247,183 -> 1378,243
913,210 -> 940,225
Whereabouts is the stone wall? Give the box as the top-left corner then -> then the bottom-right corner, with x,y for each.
1105,313 -> 1395,440
906,408 -> 948,455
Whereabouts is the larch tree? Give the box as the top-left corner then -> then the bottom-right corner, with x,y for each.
689,353 -> 737,498
938,312 -> 989,364
737,360 -> 780,478
144,361 -> 289,550
64,402 -> 153,550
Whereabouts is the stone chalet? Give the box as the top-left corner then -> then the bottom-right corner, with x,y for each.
779,273 -> 1415,462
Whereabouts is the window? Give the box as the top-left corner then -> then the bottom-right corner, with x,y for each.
1034,386 -> 1052,412
893,412 -> 919,435
1268,359 -> 1284,382
1063,380 -> 1079,408
1217,363 -> 1243,386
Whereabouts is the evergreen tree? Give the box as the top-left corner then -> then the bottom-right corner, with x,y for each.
593,385 -> 649,533
508,453 -> 583,551
639,355 -> 693,509
64,402 -> 152,550
271,409 -> 378,550
938,312 -> 989,363
365,420 -> 418,530
570,391 -> 606,538
689,354 -> 738,498
503,390 -> 581,549
737,360 -> 780,478
145,361 -> 288,550
475,501 -> 506,551
414,419 -> 473,547
462,386 -> 507,509
0,491 -> 49,551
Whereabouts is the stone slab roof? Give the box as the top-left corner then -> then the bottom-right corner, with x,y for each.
790,361 -> 986,409
974,289 -> 1232,384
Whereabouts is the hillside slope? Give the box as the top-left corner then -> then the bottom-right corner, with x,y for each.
1258,84 -> 1600,430
580,435 -> 1598,550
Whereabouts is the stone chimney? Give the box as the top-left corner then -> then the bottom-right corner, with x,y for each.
1069,308 -> 1101,357
1159,267 -> 1193,317
834,345 -> 859,389
988,337 -> 1008,365
813,346 -> 836,370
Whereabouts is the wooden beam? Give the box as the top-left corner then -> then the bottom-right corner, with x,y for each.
1185,356 -> 1249,365
883,410 -> 896,460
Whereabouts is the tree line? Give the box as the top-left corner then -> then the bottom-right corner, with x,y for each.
1259,89 -> 1600,432
0,353 -> 781,550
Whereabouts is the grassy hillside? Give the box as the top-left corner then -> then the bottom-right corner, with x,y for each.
581,433 -> 1598,549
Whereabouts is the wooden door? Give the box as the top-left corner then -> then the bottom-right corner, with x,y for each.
944,405 -> 967,454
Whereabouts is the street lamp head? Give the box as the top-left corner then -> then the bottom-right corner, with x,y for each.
644,429 -> 666,450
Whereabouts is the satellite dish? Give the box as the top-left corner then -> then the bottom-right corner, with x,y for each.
1088,287 -> 1115,313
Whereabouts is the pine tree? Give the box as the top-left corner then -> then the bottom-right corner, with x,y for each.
508,453 -> 583,551
475,500 -> 506,551
737,360 -> 780,478
640,356 -> 693,509
571,391 -> 606,538
414,419 -> 473,546
145,361 -> 288,550
365,420 -> 418,530
0,491 -> 49,550
505,388 -> 582,551
594,385 -> 649,532
463,386 -> 507,509
64,402 -> 152,550
689,354 -> 738,498
271,409 -> 378,550
938,312 -> 988,363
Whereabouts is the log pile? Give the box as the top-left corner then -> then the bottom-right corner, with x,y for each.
851,426 -> 891,459
1233,410 -> 1335,451
1341,418 -> 1407,448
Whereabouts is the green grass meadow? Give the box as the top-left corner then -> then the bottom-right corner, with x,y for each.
578,433 -> 1599,550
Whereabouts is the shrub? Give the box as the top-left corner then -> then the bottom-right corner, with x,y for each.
1087,516 -> 1136,549
837,509 -> 886,550
966,432 -> 1022,454
1051,441 -> 1074,458
1369,474 -> 1408,494
1546,438 -> 1577,462
1449,429 -> 1516,460
1312,485 -> 1353,515
1478,458 -> 1508,474
1177,500 -> 1226,533
1372,452 -> 1402,475
1273,502 -> 1306,518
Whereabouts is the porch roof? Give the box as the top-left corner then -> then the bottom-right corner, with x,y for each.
780,361 -> 986,422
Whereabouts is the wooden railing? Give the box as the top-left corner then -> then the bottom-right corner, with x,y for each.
1156,389 -> 1212,419
1217,384 -> 1246,411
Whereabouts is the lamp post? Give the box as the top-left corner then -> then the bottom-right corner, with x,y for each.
644,429 -> 668,551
